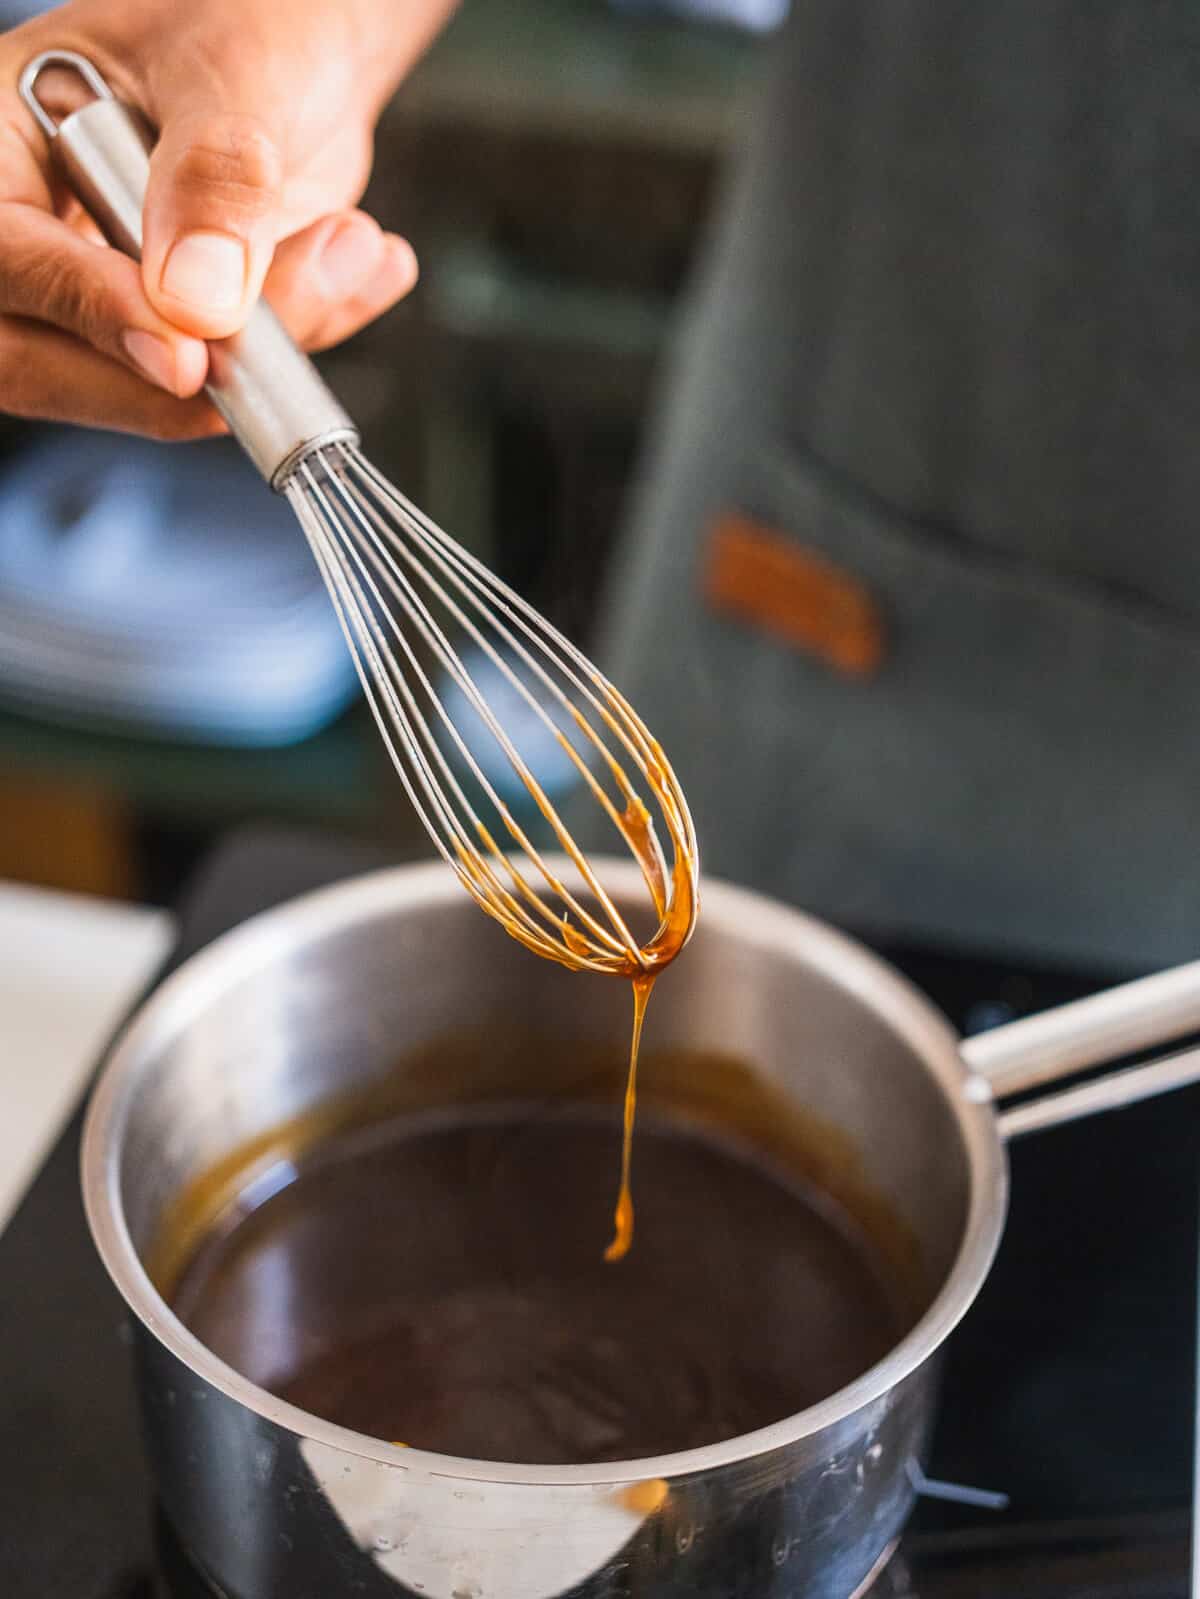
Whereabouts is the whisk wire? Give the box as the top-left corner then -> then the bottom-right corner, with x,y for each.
318,464 -> 641,962
352,453 -> 696,888
286,443 -> 697,973
348,461 -> 675,899
293,471 -> 582,961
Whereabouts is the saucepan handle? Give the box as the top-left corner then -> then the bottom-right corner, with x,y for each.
960,958 -> 1200,1138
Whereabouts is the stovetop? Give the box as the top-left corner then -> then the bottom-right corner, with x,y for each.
140,1502 -> 1189,1599
1,824 -> 1195,1598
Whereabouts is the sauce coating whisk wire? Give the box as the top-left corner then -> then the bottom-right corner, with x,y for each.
287,444 -> 698,976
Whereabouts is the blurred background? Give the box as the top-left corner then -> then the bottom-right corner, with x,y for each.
0,0 -> 777,906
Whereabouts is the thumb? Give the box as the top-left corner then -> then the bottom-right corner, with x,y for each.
141,109 -> 284,339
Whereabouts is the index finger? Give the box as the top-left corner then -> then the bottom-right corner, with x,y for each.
0,85 -> 55,210
0,199 -> 210,396
0,78 -> 209,397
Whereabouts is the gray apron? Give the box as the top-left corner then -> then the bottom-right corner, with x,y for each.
593,0 -> 1200,971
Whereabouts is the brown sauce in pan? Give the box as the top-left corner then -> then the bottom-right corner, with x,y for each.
168,1094 -> 911,1463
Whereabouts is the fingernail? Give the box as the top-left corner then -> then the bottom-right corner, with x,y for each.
382,236 -> 419,292
161,230 -> 246,313
318,220 -> 384,300
363,237 -> 418,304
122,329 -> 179,394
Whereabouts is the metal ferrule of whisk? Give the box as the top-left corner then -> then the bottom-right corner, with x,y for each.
24,51 -> 699,972
19,51 -> 358,488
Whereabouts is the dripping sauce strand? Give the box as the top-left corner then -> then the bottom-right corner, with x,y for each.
602,768 -> 695,1263
603,970 -> 654,1262
449,681 -> 697,1261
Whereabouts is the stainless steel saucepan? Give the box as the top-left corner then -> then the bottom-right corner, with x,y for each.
82,860 -> 1200,1599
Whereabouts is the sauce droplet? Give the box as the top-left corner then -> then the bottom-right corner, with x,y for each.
620,1478 -> 670,1515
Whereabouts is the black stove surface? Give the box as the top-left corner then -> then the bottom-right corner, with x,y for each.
1,825 -> 1195,1598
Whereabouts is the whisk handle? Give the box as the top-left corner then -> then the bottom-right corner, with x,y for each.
18,51 -> 359,490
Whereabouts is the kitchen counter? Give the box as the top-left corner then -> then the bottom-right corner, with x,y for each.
0,882 -> 172,1236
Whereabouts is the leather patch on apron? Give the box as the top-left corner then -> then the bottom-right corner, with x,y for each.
703,512 -> 886,678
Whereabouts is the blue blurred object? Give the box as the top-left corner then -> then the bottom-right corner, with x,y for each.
0,428 -> 358,745
437,645 -> 584,812
608,0 -> 788,31
0,0 -> 54,20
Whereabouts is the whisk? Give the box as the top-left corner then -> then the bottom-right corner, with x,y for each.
21,52 -> 699,975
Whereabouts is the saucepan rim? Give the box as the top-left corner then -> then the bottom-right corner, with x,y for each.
81,858 -> 1008,1487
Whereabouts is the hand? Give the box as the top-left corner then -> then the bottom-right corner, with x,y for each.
0,0 -> 450,439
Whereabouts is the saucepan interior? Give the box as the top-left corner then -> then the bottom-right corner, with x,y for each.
83,857 -> 1005,1482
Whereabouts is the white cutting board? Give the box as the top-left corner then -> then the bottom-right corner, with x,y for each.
0,881 -> 173,1235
